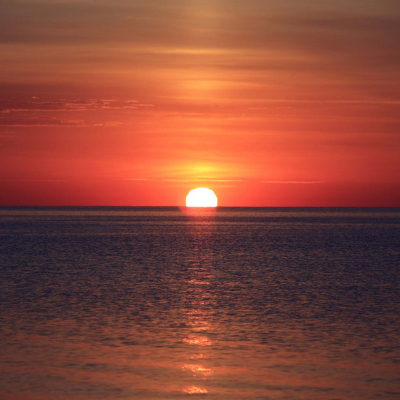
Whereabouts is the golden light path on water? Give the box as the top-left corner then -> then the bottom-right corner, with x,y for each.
181,213 -> 216,395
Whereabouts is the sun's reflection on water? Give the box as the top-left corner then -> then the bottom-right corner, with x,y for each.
183,386 -> 209,394
182,364 -> 214,376
190,353 -> 209,360
183,335 -> 213,346
181,217 -> 216,395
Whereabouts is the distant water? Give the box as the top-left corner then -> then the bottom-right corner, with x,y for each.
0,207 -> 399,400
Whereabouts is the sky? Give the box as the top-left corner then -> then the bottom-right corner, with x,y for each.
0,0 -> 399,206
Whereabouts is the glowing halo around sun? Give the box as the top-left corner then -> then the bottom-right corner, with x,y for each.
186,188 -> 218,207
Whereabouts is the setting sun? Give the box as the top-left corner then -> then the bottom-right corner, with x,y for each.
186,188 -> 218,207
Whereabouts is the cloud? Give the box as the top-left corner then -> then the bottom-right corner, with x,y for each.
1,1 -> 399,60
0,115 -> 123,127
1,0 -> 399,107
261,180 -> 327,184
0,98 -> 155,126
0,98 -> 151,113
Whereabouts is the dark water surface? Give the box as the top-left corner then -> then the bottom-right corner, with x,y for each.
0,207 -> 399,400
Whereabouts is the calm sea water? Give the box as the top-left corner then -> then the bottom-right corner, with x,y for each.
0,207 -> 399,400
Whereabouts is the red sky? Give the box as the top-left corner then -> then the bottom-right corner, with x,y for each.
0,0 -> 399,206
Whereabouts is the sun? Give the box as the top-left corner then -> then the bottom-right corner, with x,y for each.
186,188 -> 218,207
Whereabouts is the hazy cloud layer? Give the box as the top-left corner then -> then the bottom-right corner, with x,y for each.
0,98 -> 151,113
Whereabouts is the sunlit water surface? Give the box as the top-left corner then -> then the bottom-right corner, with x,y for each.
0,207 -> 399,400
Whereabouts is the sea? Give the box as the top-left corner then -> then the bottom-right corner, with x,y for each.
0,207 -> 399,400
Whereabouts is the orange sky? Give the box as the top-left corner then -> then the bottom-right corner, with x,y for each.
0,0 -> 399,206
